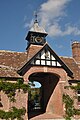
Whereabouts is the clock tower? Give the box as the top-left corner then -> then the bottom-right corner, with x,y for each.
25,15 -> 48,49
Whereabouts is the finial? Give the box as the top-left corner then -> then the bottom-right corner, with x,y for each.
34,11 -> 38,23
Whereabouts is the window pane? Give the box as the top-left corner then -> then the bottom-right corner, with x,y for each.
36,60 -> 40,65
41,60 -> 45,65
57,62 -> 61,66
52,61 -> 56,66
46,61 -> 50,65
51,55 -> 55,60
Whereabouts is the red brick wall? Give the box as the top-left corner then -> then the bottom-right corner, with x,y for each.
0,89 -> 28,120
72,41 -> 80,63
0,91 -> 9,111
23,66 -> 68,118
23,66 -> 67,82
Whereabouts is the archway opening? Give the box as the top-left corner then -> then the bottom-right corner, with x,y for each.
28,81 -> 42,112
28,72 -> 59,119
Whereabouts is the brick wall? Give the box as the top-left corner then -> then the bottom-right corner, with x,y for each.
23,66 -> 68,118
72,41 -> 80,63
0,87 -> 28,120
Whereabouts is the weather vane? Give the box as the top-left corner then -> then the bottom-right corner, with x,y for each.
34,11 -> 38,23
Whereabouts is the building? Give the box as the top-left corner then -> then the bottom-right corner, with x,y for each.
0,17 -> 80,120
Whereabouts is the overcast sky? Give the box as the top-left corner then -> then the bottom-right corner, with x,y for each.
0,0 -> 80,57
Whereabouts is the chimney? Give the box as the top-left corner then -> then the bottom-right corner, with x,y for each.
72,41 -> 80,63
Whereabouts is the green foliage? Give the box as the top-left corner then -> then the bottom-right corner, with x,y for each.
0,78 -> 30,102
0,107 -> 26,120
63,83 -> 80,120
65,83 -> 80,91
74,108 -> 80,115
0,78 -> 29,119
17,79 -> 24,85
63,94 -> 74,120
70,83 -> 80,91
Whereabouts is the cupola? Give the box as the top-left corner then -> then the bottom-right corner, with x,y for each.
25,14 -> 48,49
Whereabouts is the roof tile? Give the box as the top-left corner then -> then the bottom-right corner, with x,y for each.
60,57 -> 80,80
0,46 -> 80,79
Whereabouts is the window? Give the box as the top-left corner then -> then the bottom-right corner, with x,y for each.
77,90 -> 80,106
31,49 -> 62,67
78,96 -> 80,102
78,90 -> 80,94
0,95 -> 3,107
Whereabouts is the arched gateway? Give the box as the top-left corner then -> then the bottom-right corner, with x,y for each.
28,72 -> 60,112
18,18 -> 73,119
28,72 -> 63,119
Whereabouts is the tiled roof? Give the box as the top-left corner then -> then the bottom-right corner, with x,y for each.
0,66 -> 21,78
0,50 -> 27,69
0,45 -> 80,79
0,45 -> 43,78
60,57 -> 80,80
0,50 -> 27,78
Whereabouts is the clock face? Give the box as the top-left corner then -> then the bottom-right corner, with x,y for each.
35,37 -> 43,43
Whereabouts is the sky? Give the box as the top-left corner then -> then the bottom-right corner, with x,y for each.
0,0 -> 80,57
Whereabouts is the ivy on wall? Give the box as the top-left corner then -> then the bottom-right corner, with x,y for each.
63,83 -> 80,120
0,78 -> 30,120
0,78 -> 30,102
0,107 -> 26,120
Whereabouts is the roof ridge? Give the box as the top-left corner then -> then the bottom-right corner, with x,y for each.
0,50 -> 27,54
60,56 -> 73,59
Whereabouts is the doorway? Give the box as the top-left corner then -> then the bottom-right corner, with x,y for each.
28,72 -> 59,119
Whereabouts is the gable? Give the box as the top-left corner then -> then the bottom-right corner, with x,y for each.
31,45 -> 61,67
18,44 -> 73,77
